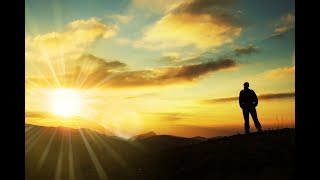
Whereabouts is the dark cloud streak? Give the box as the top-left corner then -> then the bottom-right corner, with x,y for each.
26,55 -> 237,88
202,92 -> 295,104
234,44 -> 258,56
107,59 -> 237,87
172,0 -> 241,26
77,54 -> 127,70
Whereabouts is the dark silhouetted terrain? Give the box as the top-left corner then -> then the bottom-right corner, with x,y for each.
26,124 -> 294,180
130,131 -> 157,140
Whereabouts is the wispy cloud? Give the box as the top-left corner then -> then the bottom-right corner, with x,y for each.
159,43 -> 259,66
26,111 -> 53,119
233,44 -> 258,56
261,66 -> 295,79
269,13 -> 295,39
142,112 -> 185,121
159,51 -> 202,65
201,92 -> 295,104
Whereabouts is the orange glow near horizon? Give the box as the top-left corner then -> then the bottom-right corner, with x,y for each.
26,85 -> 295,138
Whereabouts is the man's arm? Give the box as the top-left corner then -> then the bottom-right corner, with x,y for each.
252,90 -> 258,106
239,91 -> 243,108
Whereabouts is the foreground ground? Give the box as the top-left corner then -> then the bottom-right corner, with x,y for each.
26,125 -> 295,180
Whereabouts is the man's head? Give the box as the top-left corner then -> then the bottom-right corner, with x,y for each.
243,82 -> 249,89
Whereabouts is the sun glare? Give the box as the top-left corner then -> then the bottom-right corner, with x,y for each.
50,89 -> 83,117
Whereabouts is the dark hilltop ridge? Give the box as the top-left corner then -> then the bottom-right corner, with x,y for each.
26,124 -> 295,180
130,131 -> 157,140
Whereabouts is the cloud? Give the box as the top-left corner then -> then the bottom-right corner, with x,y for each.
275,13 -> 295,33
25,111 -> 52,119
134,0 -> 242,49
77,54 -> 127,70
233,44 -> 258,56
142,112 -> 184,121
26,58 -> 237,89
26,110 -> 84,120
26,17 -> 117,61
269,13 -> 295,39
172,0 -> 237,18
201,92 -> 295,104
258,92 -> 295,100
261,66 -> 295,79
68,18 -> 117,39
109,14 -> 133,23
159,51 -> 203,65
106,58 -> 237,87
159,43 -> 258,66
161,52 -> 181,62
26,53 -> 127,88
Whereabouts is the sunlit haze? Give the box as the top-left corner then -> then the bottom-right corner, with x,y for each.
50,89 -> 83,117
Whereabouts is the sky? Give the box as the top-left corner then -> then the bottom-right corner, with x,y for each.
25,0 -> 295,138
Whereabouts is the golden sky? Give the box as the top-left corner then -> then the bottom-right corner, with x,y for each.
26,0 -> 295,138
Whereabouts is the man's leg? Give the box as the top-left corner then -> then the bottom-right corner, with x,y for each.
242,109 -> 250,133
250,108 -> 262,131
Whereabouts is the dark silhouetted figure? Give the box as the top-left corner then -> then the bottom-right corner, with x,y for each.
239,82 -> 262,134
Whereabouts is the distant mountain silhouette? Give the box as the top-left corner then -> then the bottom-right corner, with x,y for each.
130,131 -> 157,140
26,124 -> 294,180
28,123 -> 115,136
190,136 -> 207,141
136,135 -> 204,151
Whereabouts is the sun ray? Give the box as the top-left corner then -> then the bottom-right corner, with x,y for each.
89,131 -> 128,168
91,73 -> 118,89
25,127 -> 42,145
26,76 -> 52,91
74,59 -> 104,89
78,127 -> 108,180
44,54 -> 61,88
36,44 -> 62,88
26,128 -> 46,153
67,130 -> 76,180
25,125 -> 35,134
74,62 -> 90,88
36,128 -> 57,171
54,130 -> 65,180
75,66 -> 94,89
25,82 -> 52,100
26,61 -> 56,88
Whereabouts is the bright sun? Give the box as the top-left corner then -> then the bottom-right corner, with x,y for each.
50,88 -> 83,117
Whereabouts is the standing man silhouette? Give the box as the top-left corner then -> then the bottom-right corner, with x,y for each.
239,82 -> 262,134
